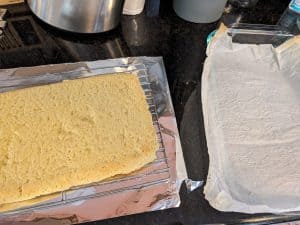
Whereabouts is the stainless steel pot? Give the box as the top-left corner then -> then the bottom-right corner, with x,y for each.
27,0 -> 124,33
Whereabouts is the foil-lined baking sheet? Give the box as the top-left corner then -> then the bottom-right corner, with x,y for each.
0,57 -> 191,224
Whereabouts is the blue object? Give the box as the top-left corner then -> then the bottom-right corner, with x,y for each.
289,0 -> 300,13
277,0 -> 300,34
146,0 -> 160,17
206,30 -> 217,45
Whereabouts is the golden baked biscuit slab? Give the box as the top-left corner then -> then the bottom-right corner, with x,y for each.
0,74 -> 158,205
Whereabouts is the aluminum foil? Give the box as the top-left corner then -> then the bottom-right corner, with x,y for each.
0,57 -> 196,224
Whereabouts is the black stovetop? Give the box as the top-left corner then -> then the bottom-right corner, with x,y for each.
1,1 -> 298,225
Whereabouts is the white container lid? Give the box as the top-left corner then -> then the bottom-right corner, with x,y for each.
123,0 -> 145,15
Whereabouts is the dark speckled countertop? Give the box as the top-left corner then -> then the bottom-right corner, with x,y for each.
1,0 -> 298,224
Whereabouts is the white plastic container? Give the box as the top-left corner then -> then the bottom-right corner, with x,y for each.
173,0 -> 228,23
123,0 -> 145,15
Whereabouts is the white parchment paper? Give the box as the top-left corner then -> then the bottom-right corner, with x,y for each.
202,28 -> 300,214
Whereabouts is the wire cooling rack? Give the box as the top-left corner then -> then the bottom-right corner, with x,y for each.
0,65 -> 172,216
